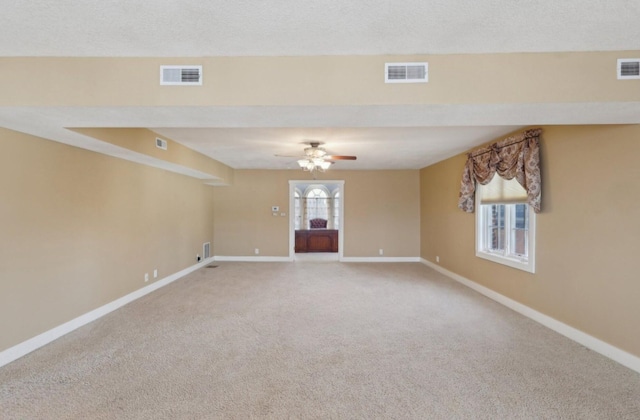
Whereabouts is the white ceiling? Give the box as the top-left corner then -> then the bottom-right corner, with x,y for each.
152,127 -> 521,170
1,1 -> 639,172
2,0 -> 639,57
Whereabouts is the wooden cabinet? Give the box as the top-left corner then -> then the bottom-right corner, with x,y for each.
295,229 -> 338,253
295,230 -> 308,252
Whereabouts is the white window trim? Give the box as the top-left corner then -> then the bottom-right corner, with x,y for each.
302,184 -> 330,197
475,188 -> 536,273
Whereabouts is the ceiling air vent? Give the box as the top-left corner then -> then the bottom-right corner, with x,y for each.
155,137 -> 168,150
385,62 -> 428,83
617,59 -> 640,79
160,65 -> 203,85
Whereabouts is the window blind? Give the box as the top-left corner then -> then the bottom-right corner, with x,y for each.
480,175 -> 527,204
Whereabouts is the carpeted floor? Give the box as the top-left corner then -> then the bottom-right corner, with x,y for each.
1,262 -> 639,419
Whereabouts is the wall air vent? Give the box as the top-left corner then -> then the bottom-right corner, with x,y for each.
617,59 -> 640,79
203,242 -> 211,259
385,62 -> 428,83
155,137 -> 168,150
160,65 -> 203,85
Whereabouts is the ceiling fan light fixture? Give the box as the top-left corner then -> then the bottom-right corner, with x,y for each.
282,141 -> 355,175
304,146 -> 326,158
297,157 -> 331,172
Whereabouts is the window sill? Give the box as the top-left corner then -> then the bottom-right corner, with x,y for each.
476,250 -> 535,273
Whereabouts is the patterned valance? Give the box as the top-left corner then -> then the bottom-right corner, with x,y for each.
458,128 -> 542,213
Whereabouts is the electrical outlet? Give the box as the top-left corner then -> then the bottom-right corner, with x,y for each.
436,256 -> 440,263
255,248 -> 259,255
153,269 -> 158,278
144,273 -> 149,282
379,249 -> 383,256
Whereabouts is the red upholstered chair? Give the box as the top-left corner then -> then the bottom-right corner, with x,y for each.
309,218 -> 328,229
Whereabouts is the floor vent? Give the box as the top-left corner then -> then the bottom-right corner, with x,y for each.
203,242 -> 211,259
155,137 -> 167,150
160,65 -> 203,85
385,62 -> 428,83
206,265 -> 219,269
617,59 -> 640,79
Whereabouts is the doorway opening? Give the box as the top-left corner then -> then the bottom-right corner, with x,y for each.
289,180 -> 344,261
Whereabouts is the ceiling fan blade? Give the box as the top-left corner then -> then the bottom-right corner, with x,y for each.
326,155 -> 357,160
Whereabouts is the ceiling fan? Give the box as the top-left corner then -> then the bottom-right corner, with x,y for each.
277,141 -> 357,173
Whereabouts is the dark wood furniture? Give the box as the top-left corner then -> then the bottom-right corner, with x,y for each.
309,218 -> 328,229
295,229 -> 338,253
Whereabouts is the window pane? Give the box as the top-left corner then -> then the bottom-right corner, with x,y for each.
511,204 -> 528,257
514,204 -> 527,229
333,192 -> 340,230
305,188 -> 329,222
486,204 -> 505,252
294,192 -> 301,230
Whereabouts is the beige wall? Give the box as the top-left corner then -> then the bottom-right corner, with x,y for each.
213,170 -> 420,258
0,128 -> 214,352
420,124 -> 640,357
1,51 -> 638,107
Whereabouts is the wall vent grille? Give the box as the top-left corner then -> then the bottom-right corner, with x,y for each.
160,65 -> 203,85
617,59 -> 640,79
203,242 -> 211,259
385,62 -> 428,83
155,137 -> 168,150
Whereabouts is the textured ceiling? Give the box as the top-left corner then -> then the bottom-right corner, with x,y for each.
2,0 -> 639,57
1,1 -> 639,172
151,127 -> 522,170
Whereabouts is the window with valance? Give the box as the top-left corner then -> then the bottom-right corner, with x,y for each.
458,128 -> 542,272
458,128 -> 542,213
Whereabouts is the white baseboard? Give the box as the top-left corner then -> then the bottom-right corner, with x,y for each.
420,258 -> 640,374
214,256 -> 420,263
213,256 -> 292,262
341,257 -> 421,263
0,257 -> 215,368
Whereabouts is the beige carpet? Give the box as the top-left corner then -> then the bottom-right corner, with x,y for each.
1,262 -> 639,419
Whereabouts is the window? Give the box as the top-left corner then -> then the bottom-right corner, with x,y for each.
292,183 -> 342,232
476,176 -> 536,273
333,191 -> 340,230
295,185 -> 338,230
294,190 -> 301,230
305,187 -> 329,221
